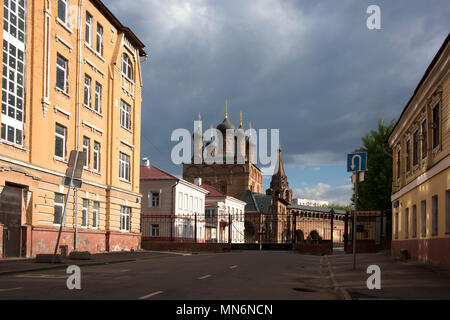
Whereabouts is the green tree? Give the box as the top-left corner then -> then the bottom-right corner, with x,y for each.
352,118 -> 396,211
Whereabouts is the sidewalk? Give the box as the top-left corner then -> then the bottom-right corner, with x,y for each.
326,252 -> 450,300
0,251 -> 186,276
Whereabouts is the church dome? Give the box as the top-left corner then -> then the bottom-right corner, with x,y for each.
216,118 -> 235,134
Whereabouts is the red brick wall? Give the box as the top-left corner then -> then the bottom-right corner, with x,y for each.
392,238 -> 450,268
142,241 -> 230,253
30,226 -> 140,256
294,242 -> 332,255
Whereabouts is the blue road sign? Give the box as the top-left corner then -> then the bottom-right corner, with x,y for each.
347,152 -> 367,172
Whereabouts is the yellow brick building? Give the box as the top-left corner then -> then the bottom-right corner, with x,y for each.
388,34 -> 450,268
0,0 -> 146,257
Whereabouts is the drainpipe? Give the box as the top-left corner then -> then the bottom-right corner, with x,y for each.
170,180 -> 179,241
74,0 -> 84,251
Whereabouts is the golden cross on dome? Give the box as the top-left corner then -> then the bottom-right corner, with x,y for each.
225,99 -> 228,119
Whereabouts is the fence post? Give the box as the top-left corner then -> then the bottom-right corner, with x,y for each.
228,211 -> 232,246
170,216 -> 173,242
194,213 -> 197,243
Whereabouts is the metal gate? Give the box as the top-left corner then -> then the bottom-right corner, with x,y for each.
0,185 -> 23,257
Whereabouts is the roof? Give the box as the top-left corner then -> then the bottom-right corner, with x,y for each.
200,184 -> 226,197
92,0 -> 147,57
216,118 -> 235,134
239,190 -> 272,214
387,33 -> 449,143
288,204 -> 346,215
140,165 -> 177,180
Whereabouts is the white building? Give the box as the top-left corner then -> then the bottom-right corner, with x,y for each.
293,198 -> 329,207
201,182 -> 246,243
140,163 -> 208,242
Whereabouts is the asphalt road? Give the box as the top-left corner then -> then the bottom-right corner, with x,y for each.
0,251 -> 338,300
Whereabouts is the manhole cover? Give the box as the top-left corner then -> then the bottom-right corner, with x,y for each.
293,287 -> 316,293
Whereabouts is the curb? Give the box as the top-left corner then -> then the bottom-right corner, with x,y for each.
0,259 -> 136,277
325,255 -> 352,300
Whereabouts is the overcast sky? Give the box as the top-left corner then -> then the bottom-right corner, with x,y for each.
108,0 -> 449,205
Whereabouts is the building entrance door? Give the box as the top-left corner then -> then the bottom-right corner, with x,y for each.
0,185 -> 23,257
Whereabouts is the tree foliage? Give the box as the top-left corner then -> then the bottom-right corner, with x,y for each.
352,118 -> 396,211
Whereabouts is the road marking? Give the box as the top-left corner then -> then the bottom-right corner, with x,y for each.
198,275 -> 212,280
230,265 -> 238,269
0,287 -> 23,292
138,291 -> 164,300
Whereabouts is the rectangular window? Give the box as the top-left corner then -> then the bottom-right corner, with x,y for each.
190,196 -> 193,212
85,12 -> 93,45
412,205 -> 417,238
58,0 -> 69,24
120,100 -> 132,130
432,195 -> 438,236
83,136 -> 90,169
120,206 -> 131,232
406,140 -> 411,172
55,123 -> 67,160
54,193 -> 64,225
2,37 -> 25,146
56,54 -> 68,92
119,152 -> 130,181
178,192 -> 183,209
149,192 -> 160,208
96,23 -> 103,55
151,224 -> 159,237
3,0 -> 26,42
396,149 -> 401,180
421,120 -> 427,160
92,201 -> 99,229
184,193 -> 188,211
446,190 -> 450,234
413,131 -> 419,166
94,82 -> 102,113
432,103 -> 440,149
93,141 -> 100,172
199,199 -> 203,213
421,200 -> 427,237
84,74 -> 91,107
82,199 -> 89,228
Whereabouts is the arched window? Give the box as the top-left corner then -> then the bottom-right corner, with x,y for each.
122,53 -> 133,80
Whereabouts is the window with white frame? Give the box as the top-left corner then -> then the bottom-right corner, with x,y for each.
119,152 -> 130,181
199,199 -> 203,213
56,54 -> 68,93
96,23 -> 103,55
93,141 -> 100,172
151,224 -> 159,237
184,193 -> 188,211
55,123 -> 67,160
54,193 -> 64,225
94,82 -> 102,113
58,0 -> 69,25
194,197 -> 198,212
82,199 -> 89,228
149,192 -> 160,208
1,38 -> 25,146
120,206 -> 131,231
84,74 -> 91,107
122,53 -> 133,80
3,0 -> 26,42
85,12 -> 93,46
189,196 -> 193,212
83,136 -> 90,168
120,100 -> 131,130
92,201 -> 99,229
178,192 -> 183,209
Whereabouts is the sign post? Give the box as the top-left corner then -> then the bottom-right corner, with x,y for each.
52,151 -> 85,263
347,152 -> 367,270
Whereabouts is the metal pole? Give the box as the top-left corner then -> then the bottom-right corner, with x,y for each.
53,151 -> 80,263
74,189 -> 78,251
228,211 -> 231,245
259,214 -> 262,251
330,209 -> 334,255
353,171 -> 359,270
195,213 -> 197,243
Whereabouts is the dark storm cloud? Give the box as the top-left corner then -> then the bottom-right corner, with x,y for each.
108,0 -> 450,173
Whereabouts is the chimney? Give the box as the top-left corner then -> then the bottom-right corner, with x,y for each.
194,177 -> 202,186
142,157 -> 150,167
